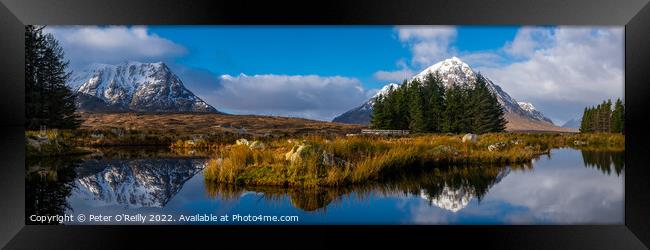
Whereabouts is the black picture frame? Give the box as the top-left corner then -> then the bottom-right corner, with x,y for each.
1,0 -> 649,249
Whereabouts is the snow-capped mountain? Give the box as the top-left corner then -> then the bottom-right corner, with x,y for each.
68,61 -> 219,113
332,83 -> 398,124
333,57 -> 559,131
518,102 -> 554,124
71,158 -> 207,208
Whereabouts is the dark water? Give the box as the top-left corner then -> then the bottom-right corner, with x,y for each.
26,147 -> 624,225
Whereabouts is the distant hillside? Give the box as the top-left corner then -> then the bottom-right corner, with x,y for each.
79,112 -> 364,138
562,117 -> 582,129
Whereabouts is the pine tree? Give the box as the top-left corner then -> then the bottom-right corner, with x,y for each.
25,25 -> 46,129
602,99 -> 612,132
594,104 -> 603,132
392,80 -> 410,130
407,79 -> 427,132
579,107 -> 589,133
25,25 -> 81,130
467,74 -> 506,133
442,85 -> 464,133
457,86 -> 474,133
372,73 -> 505,134
422,73 -> 445,132
370,95 -> 387,129
580,98 -> 624,134
611,98 -> 624,133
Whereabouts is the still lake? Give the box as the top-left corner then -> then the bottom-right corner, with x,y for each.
26,147 -> 624,225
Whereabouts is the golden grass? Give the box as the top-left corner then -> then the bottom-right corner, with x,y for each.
203,133 -> 624,187
25,130 -> 90,157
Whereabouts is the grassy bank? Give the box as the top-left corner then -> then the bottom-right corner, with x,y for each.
26,130 -> 91,157
203,133 -> 624,187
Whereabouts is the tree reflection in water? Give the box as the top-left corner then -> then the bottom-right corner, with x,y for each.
25,157 -> 80,224
204,162 -> 535,212
581,150 -> 624,176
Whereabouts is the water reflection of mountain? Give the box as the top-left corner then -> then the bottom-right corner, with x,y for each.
581,150 -> 625,176
206,164 -> 518,213
418,166 -> 511,212
72,158 -> 207,208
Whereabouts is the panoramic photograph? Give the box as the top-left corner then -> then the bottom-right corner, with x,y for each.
25,25 -> 624,225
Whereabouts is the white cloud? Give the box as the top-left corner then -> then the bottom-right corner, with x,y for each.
373,59 -> 415,82
477,27 -> 624,121
395,26 -> 457,67
212,74 -> 367,121
373,69 -> 414,82
45,26 -> 186,69
458,52 -> 508,69
504,27 -> 554,57
482,151 -> 624,224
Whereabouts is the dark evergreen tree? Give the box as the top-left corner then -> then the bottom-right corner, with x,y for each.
407,79 -> 427,132
611,98 -> 624,133
370,95 -> 388,129
25,25 -> 81,130
442,85 -> 464,133
371,73 -> 506,134
580,98 -> 624,134
579,107 -> 590,133
471,74 -> 506,133
422,73 -> 445,132
25,25 -> 46,129
602,100 -> 612,132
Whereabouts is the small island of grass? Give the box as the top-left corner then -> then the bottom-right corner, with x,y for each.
202,133 -> 624,187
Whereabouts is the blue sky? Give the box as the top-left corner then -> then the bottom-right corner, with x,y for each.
146,26 -> 520,89
46,25 -> 624,124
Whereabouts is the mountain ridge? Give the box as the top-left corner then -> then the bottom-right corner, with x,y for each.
68,61 -> 220,113
333,57 -> 570,132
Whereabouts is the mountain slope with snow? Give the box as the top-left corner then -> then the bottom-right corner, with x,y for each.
332,83 -> 398,124
72,158 -> 206,208
68,62 -> 219,113
517,102 -> 554,124
333,57 -> 567,131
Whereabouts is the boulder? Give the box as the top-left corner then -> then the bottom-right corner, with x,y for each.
510,139 -> 523,145
236,138 -> 266,149
488,142 -> 507,152
27,138 -> 42,151
322,151 -> 334,166
462,133 -> 477,144
249,141 -> 265,149
235,138 -> 250,146
285,144 -> 311,162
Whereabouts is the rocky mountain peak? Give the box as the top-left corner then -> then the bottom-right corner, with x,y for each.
68,61 -> 219,113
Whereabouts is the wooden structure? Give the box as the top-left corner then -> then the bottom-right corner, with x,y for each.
360,129 -> 410,135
